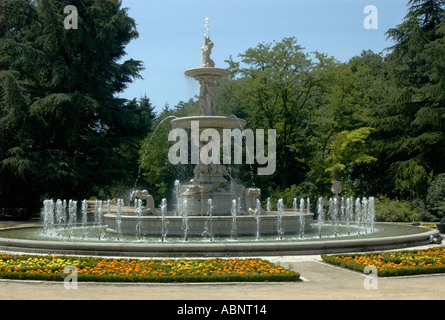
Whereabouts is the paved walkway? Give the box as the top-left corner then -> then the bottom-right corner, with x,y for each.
1,254 -> 444,300
0,221 -> 444,300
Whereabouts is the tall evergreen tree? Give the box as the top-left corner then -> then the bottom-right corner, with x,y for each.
0,0 -> 146,212
374,0 -> 445,199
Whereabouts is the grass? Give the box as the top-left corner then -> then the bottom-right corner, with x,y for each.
322,247 -> 445,277
0,254 -> 300,283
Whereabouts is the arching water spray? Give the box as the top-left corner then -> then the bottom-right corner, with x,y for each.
203,199 -> 214,241
174,180 -> 181,216
299,198 -> 305,239
68,200 -> 77,239
362,197 -> 369,234
230,114 -> 255,187
133,115 -> 178,190
255,199 -> 261,240
355,198 -> 362,234
333,197 -> 339,237
317,197 -> 324,238
43,200 -> 55,236
135,199 -> 143,239
182,199 -> 189,241
116,199 -> 123,241
231,199 -> 238,240
161,198 -> 168,242
96,200 -> 104,240
81,200 -> 88,239
369,197 -> 375,232
346,197 -> 352,235
277,199 -> 284,240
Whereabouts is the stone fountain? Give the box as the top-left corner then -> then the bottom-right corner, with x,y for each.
102,21 -> 314,238
170,32 -> 247,216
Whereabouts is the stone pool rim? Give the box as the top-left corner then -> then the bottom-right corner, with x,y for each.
0,223 -> 440,257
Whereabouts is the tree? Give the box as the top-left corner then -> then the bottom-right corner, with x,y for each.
138,99 -> 200,205
0,0 -> 145,212
426,173 -> 445,219
375,0 -> 445,199
308,54 -> 378,193
220,37 -> 325,190
323,127 -> 377,181
217,38 -> 383,199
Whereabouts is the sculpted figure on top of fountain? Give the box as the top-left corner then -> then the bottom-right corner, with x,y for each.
201,37 -> 215,68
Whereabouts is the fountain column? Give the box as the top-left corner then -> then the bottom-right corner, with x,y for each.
161,199 -> 168,241
277,199 -> 284,240
170,19 -> 246,217
317,197 -> 324,238
81,200 -> 88,239
231,199 -> 238,240
43,200 -> 55,236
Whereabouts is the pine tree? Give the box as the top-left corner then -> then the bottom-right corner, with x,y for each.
375,0 -> 445,199
0,0 -> 146,211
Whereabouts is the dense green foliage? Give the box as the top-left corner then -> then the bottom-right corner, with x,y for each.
1,0 -> 444,222
0,0 -> 155,212
374,197 -> 421,222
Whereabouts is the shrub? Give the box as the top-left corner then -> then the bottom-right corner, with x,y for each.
269,185 -> 298,209
374,197 -> 421,222
269,182 -> 318,210
426,173 -> 445,221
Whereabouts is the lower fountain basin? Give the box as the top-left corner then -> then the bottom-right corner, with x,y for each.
0,223 -> 439,258
103,212 -> 314,237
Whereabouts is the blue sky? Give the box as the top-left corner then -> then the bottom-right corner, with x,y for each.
119,0 -> 409,113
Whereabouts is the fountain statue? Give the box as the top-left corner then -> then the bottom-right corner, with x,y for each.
245,188 -> 261,214
201,37 -> 215,68
170,18 -> 248,217
133,190 -> 155,212
201,17 -> 214,68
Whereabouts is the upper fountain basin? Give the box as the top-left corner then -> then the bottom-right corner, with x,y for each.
184,67 -> 231,80
171,116 -> 246,130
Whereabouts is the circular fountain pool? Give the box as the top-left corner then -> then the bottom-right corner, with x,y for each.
0,223 -> 438,258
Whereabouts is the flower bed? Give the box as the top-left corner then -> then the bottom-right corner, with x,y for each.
322,247 -> 445,277
0,254 -> 299,283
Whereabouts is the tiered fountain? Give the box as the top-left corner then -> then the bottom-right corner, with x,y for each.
103,25 -> 314,238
